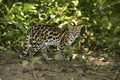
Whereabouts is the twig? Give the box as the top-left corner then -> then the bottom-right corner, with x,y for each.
29,54 -> 37,80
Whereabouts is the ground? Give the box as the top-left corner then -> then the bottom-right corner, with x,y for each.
0,50 -> 119,80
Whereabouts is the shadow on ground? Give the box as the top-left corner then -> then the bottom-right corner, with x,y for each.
0,51 -> 119,80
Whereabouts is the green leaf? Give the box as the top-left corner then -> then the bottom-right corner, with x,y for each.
32,57 -> 42,64
22,60 -> 29,67
0,0 -> 2,2
23,3 -> 36,11
76,10 -> 82,16
72,0 -> 79,6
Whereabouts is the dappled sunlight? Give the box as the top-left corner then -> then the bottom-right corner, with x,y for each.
0,0 -> 120,80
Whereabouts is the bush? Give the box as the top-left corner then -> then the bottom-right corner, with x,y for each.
0,0 -> 120,57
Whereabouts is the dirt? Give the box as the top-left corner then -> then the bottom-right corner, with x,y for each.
0,50 -> 120,80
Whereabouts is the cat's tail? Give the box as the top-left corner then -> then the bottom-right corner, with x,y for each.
19,33 -> 32,59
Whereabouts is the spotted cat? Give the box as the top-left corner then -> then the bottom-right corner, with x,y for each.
20,24 -> 83,60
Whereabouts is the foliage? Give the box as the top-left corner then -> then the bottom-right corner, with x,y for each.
0,2 -> 38,50
0,0 -> 120,57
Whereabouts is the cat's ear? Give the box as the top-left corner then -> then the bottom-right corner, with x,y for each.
77,25 -> 83,30
68,24 -> 73,30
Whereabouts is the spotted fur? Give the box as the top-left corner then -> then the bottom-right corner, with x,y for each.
20,24 -> 82,60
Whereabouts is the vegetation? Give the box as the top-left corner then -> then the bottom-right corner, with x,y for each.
0,0 -> 120,80
0,0 -> 120,58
